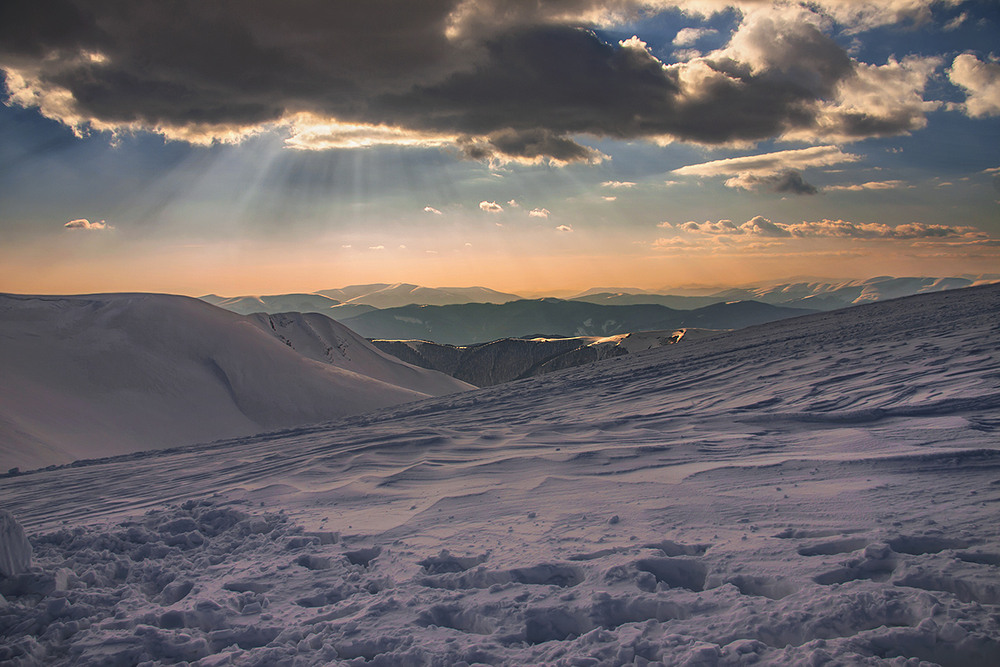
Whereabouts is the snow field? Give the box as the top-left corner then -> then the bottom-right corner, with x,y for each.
1,284 -> 999,665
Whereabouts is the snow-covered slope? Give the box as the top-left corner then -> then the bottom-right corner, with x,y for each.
0,294 -> 471,471
373,329 -> 721,386
1,285 -> 999,665
246,311 -> 476,397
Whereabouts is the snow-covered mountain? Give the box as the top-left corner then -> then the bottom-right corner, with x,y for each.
709,275 -> 998,310
0,293 -> 471,471
1,285 -> 998,665
572,275 -> 999,311
199,293 -> 375,320
316,283 -> 523,308
373,329 -> 720,386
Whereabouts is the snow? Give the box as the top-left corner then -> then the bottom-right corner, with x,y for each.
0,510 -> 31,577
1,284 -> 999,665
0,293 -> 471,471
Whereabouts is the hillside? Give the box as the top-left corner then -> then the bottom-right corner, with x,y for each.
372,329 -> 719,386
0,294 -> 471,471
342,298 -> 814,345
2,285 -> 997,665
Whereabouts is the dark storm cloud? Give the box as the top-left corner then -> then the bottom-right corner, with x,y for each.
0,0 -> 941,160
772,170 -> 818,195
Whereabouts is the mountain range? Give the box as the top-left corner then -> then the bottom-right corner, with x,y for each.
201,283 -> 521,317
372,329 -> 720,387
340,299 -> 816,345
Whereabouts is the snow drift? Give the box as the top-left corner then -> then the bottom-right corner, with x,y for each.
0,293 -> 472,471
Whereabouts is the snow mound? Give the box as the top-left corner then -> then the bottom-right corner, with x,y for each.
0,293 -> 471,471
0,510 -> 31,577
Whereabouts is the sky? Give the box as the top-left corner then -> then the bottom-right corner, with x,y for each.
1,0 -> 999,296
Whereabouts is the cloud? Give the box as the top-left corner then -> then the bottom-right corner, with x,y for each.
681,215 -> 984,239
479,200 -> 503,213
602,181 -> 636,188
0,1 -> 954,161
784,55 -> 943,143
675,145 -> 860,177
64,218 -> 111,230
652,237 -> 694,248
675,145 -> 857,193
423,206 -> 443,215
673,27 -> 718,47
284,116 -> 456,150
681,219 -> 741,234
948,54 -> 1000,118
602,195 -> 617,201
724,170 -> 818,194
826,180 -> 908,191
528,208 -> 551,218
369,245 -> 385,251
555,224 -> 573,232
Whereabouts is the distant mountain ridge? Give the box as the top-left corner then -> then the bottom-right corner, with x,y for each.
316,283 -> 523,308
341,298 -> 816,345
373,329 -> 721,387
572,276 -> 999,311
201,283 -> 522,317
200,293 -> 376,319
202,276 -> 993,321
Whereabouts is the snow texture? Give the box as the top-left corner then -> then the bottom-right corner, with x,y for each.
0,293 -> 472,471
1,284 -> 999,665
0,510 -> 31,577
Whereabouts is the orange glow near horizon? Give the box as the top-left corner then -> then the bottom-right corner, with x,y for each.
3,230 -> 997,297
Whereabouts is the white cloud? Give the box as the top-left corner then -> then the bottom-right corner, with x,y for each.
64,218 -> 112,231
948,54 -> 1000,118
369,245 -> 385,250
285,114 -> 456,150
826,180 -> 909,191
423,206 -> 443,215
674,146 -> 861,178
657,221 -> 673,228
479,201 -> 503,213
785,55 -> 943,143
673,27 -> 718,47
681,219 -> 741,234
602,181 -> 636,188
681,215 -> 984,239
944,12 -> 968,31
602,195 -> 618,202
528,208 -> 550,218
555,224 -> 573,232
508,199 -> 520,207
